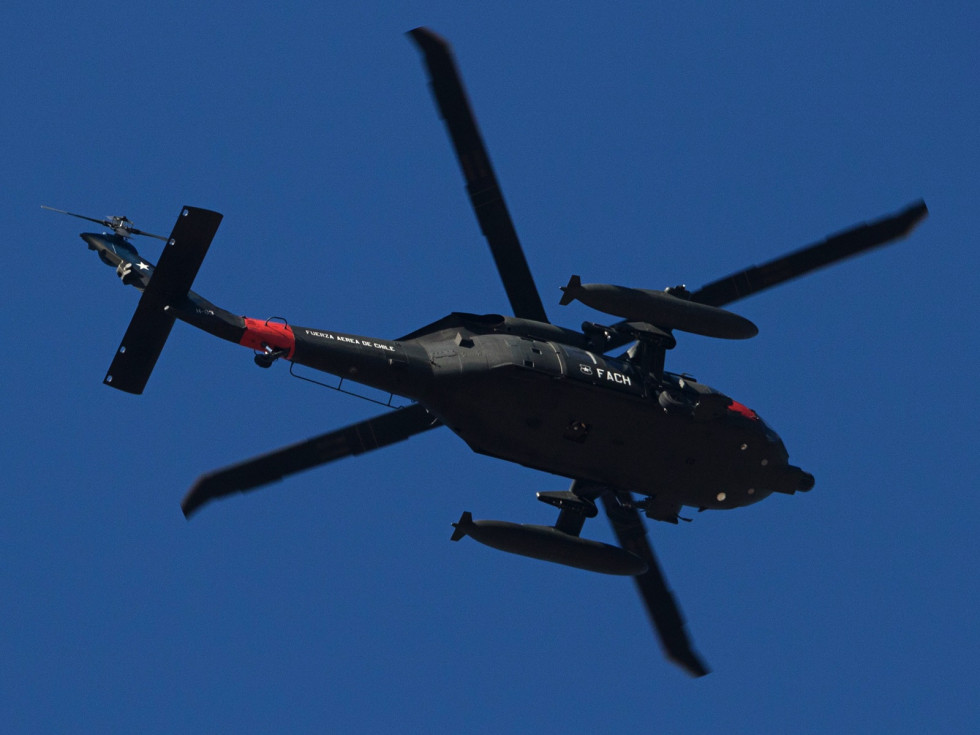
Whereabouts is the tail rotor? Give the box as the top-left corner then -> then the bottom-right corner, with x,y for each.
42,205 -> 168,241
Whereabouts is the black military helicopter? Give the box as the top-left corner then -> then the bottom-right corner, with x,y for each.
48,28 -> 927,677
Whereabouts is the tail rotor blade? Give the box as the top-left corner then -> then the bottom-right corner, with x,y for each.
42,205 -> 106,227
124,225 -> 168,242
42,205 -> 169,241
601,491 -> 710,677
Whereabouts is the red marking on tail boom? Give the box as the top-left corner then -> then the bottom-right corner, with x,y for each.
239,318 -> 296,359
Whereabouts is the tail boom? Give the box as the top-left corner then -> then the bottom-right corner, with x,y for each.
97,206 -> 422,400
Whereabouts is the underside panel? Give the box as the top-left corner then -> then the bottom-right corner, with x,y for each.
420,366 -> 764,509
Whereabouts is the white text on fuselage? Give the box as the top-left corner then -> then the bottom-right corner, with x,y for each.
580,363 -> 631,386
303,329 -> 396,352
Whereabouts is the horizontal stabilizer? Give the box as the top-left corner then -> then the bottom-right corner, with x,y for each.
103,299 -> 177,394
104,207 -> 223,394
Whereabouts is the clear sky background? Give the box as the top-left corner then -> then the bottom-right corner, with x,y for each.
3,2 -> 977,733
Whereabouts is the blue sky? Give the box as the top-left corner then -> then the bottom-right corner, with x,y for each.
3,2 -> 977,732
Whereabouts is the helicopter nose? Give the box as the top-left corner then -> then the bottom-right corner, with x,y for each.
766,464 -> 815,496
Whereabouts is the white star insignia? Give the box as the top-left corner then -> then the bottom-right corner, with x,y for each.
137,261 -> 150,271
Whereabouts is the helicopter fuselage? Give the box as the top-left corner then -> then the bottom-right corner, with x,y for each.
82,230 -> 813,520
290,314 -> 812,519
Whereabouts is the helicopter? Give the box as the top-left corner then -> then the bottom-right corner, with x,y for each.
47,27 -> 927,678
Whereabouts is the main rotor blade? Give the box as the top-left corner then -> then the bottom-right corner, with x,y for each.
691,200 -> 928,308
181,403 -> 441,517
408,27 -> 549,323
601,491 -> 710,677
